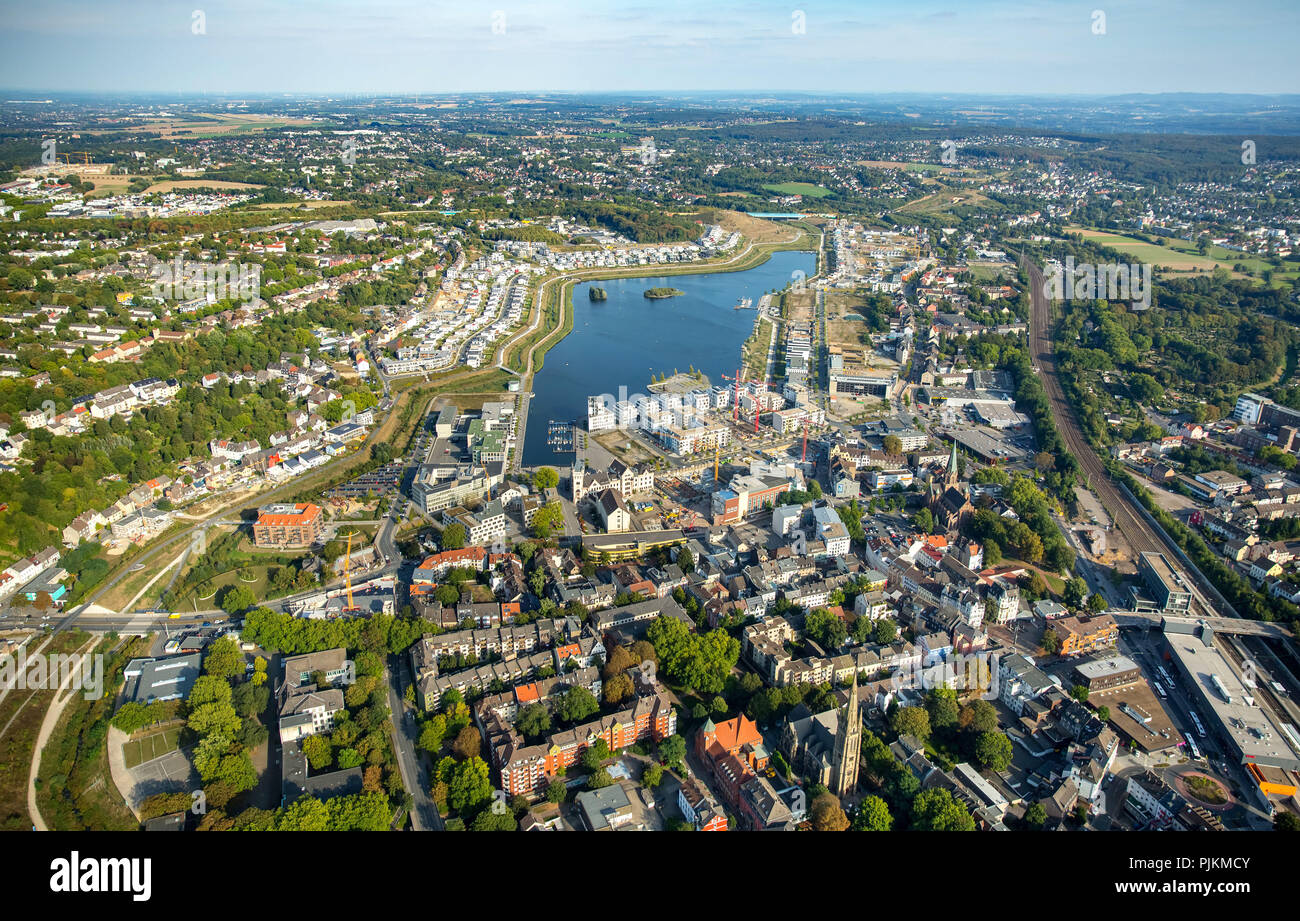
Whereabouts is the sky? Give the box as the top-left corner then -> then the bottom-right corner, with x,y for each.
0,0 -> 1297,96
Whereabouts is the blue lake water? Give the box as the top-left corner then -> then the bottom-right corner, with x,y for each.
522,249 -> 816,467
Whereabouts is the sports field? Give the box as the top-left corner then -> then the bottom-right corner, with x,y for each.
122,727 -> 181,769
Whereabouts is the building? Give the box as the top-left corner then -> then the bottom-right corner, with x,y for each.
677,775 -> 727,831
812,505 -> 850,557
575,784 -> 635,831
1133,551 -> 1192,615
1073,655 -> 1142,692
596,488 -> 633,533
489,691 -> 677,796
124,654 -> 202,703
253,503 -> 325,548
1053,614 -> 1118,658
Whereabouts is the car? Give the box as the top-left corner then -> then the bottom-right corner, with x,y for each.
202,621 -> 211,627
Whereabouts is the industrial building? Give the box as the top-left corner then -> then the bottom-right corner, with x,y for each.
1161,618 -> 1300,772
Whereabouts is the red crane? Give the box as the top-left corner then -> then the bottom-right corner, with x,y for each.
801,418 -> 810,463
721,369 -> 764,435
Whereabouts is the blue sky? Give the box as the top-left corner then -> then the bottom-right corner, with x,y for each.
0,0 -> 1296,95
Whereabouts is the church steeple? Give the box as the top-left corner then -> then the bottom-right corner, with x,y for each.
946,438 -> 960,486
830,672 -> 862,798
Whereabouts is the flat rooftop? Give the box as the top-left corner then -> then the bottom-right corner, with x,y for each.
1075,655 -> 1139,681
1140,551 -> 1188,597
1163,624 -> 1300,770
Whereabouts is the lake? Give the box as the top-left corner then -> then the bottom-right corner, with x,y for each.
521,249 -> 817,467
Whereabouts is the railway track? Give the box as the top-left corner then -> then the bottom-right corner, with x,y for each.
1022,254 -> 1247,622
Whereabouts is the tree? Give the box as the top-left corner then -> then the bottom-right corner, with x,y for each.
810,792 -> 850,831
1087,592 -> 1109,613
418,714 -> 448,752
187,697 -> 241,739
441,523 -> 466,550
883,434 -> 903,456
580,739 -> 611,771
913,507 -> 934,535
533,467 -> 559,491
925,688 -> 959,733
1275,812 -> 1300,831
219,584 -> 256,616
531,501 -> 565,538
203,636 -> 244,680
1071,684 -> 1090,703
446,756 -> 493,815
545,779 -> 568,803
435,584 -> 461,607
1063,577 -> 1088,609
872,618 -> 898,645
677,547 -> 695,574
232,681 -> 270,719
603,672 -> 634,706
852,795 -> 893,831
603,646 -> 637,678
973,731 -> 1013,772
642,762 -> 663,789
1097,706 -> 1110,722
302,734 -> 333,771
957,700 -> 999,735
515,703 -> 551,740
805,608 -> 848,649
556,686 -> 600,724
452,725 -> 482,761
657,734 -> 686,769
586,768 -> 613,790
1041,627 -> 1061,655
910,787 -> 975,831
890,706 -> 931,741
1024,802 -> 1047,828
471,809 -> 517,831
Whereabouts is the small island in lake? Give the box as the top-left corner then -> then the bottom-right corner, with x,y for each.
588,286 -> 607,301
644,287 -> 684,299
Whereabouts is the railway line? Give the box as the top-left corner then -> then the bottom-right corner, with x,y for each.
1022,254 -> 1240,620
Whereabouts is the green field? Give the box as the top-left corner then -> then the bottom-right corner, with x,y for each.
762,182 -> 832,199
122,727 -> 181,769
1067,226 -> 1298,284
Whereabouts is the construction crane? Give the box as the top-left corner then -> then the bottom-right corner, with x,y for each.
801,418 -> 810,464
713,439 -> 721,483
720,368 -> 746,423
342,531 -> 357,613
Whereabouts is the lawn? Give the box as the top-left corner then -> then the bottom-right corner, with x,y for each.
122,727 -> 181,769
762,182 -> 832,198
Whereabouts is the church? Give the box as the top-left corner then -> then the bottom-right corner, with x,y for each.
928,438 -> 974,533
779,674 -> 862,797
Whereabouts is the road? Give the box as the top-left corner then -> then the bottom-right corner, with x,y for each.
386,655 -> 442,830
